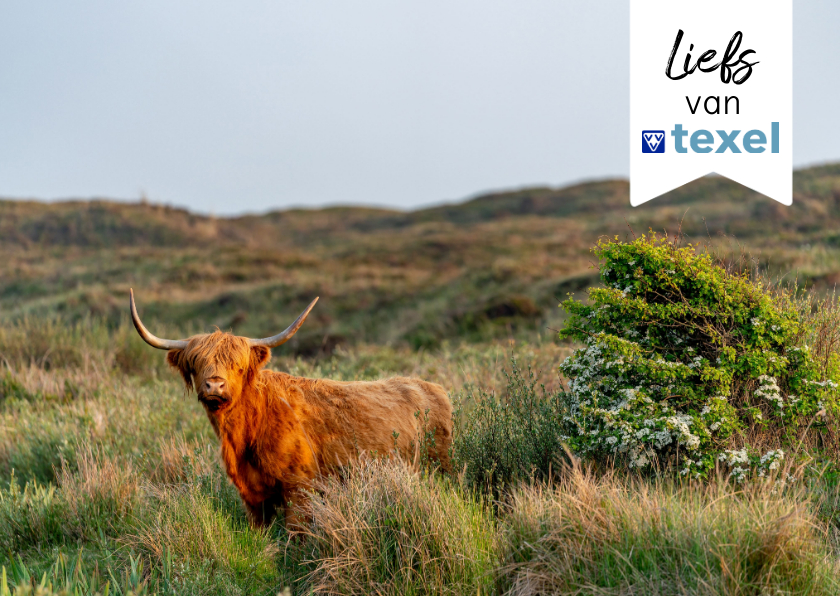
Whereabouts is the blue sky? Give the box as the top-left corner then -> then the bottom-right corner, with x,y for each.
1,1 -> 837,214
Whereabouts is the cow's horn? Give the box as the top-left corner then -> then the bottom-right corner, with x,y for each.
130,289 -> 189,350
248,297 -> 319,348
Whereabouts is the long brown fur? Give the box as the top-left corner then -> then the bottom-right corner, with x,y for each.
164,331 -> 452,529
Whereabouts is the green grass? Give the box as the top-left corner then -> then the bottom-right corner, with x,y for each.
297,458 -> 498,595
503,466 -> 840,595
1,329 -> 839,595
4,167 -> 840,593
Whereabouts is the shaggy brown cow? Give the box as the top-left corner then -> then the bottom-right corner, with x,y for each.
129,290 -> 452,529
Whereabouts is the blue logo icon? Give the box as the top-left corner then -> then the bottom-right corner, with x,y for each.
642,130 -> 665,153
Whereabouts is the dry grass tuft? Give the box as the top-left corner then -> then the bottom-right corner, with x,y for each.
301,457 -> 499,595
56,444 -> 140,540
150,435 -> 219,485
1,363 -> 107,403
502,464 -> 840,596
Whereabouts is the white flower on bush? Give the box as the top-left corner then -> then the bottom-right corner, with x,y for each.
759,449 -> 784,471
718,448 -> 787,484
620,387 -> 636,400
755,375 -> 784,409
730,466 -> 748,483
652,430 -> 672,448
719,449 -> 749,466
687,356 -> 704,370
683,434 -> 700,450
665,415 -> 700,450
560,334 -> 733,472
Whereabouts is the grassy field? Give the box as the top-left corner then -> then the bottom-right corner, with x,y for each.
4,164 -> 840,352
3,167 -> 840,594
2,327 -> 839,595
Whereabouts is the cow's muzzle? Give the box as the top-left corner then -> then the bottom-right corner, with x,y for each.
199,378 -> 230,411
198,393 -> 230,412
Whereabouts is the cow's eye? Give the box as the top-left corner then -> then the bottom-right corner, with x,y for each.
238,368 -> 244,375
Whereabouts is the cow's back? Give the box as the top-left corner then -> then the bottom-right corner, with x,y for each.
268,372 -> 452,470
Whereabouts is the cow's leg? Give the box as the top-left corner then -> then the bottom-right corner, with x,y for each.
282,486 -> 310,532
244,499 -> 276,528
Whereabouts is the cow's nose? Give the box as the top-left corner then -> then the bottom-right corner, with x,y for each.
203,378 -> 226,395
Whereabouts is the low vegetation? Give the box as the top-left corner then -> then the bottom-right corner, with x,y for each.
559,233 -> 840,480
3,295 -> 840,593
4,164 -> 840,353
452,362 -> 569,497
4,168 -> 840,593
502,467 -> 840,596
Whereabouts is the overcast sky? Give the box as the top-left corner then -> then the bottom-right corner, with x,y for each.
1,1 -> 838,214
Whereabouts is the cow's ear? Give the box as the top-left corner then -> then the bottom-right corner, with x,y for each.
166,349 -> 182,369
166,349 -> 193,390
250,345 -> 271,371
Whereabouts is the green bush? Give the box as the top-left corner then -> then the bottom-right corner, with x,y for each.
453,361 -> 568,496
558,234 -> 840,479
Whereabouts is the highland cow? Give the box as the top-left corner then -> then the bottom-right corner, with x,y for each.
129,290 -> 452,529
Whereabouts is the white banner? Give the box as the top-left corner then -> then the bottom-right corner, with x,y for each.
630,0 -> 792,206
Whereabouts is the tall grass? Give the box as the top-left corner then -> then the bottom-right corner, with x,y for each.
299,457 -> 498,595
127,485 -> 279,595
1,550 -> 155,596
0,446 -> 139,553
278,341 -> 571,394
56,446 -> 140,540
0,316 -> 174,377
1,315 -> 840,595
1,439 -> 279,595
503,465 -> 840,596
